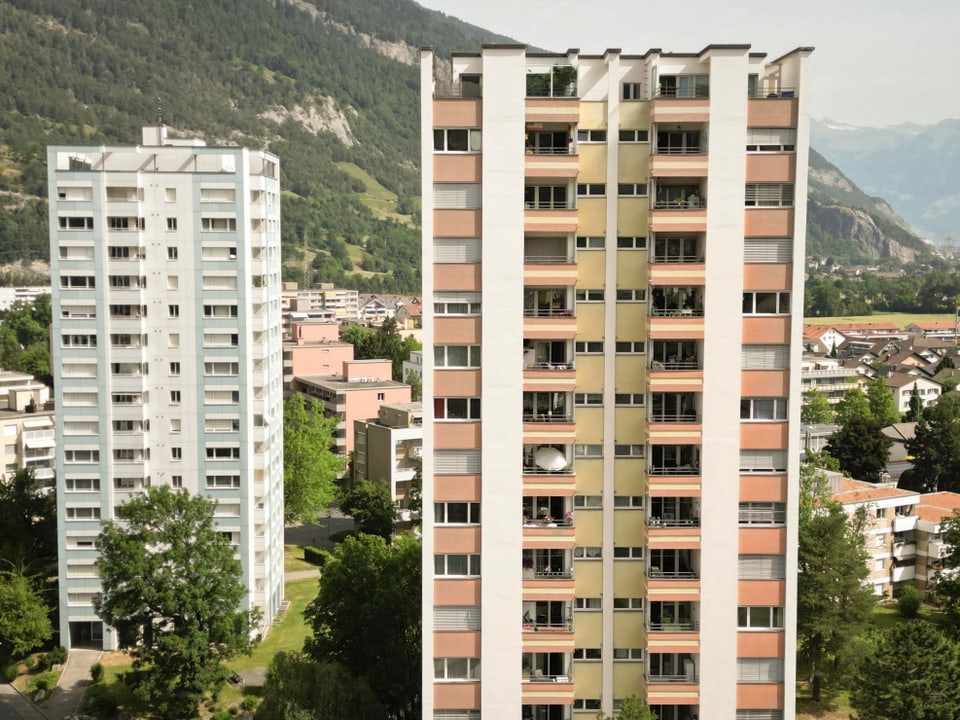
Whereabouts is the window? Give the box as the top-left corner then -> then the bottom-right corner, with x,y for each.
109,304 -> 147,318
615,393 -> 645,406
205,389 -> 240,404
576,289 -> 604,302
166,217 -> 178,232
574,444 -> 602,458
170,419 -> 181,433
433,657 -> 480,681
659,74 -> 709,98
434,128 -> 482,152
204,362 -> 239,376
206,474 -> 241,489
108,275 -> 145,288
614,496 -> 644,508
576,130 -> 607,142
434,449 -> 481,474
740,397 -> 787,421
574,547 -> 602,559
739,502 -> 786,525
576,236 -> 605,249
64,477 -> 100,491
57,186 -> 93,201
615,341 -> 646,354
201,217 -> 237,231
575,341 -> 603,354
574,496 -> 602,508
435,554 -> 481,577
170,390 -> 181,404
573,648 -> 601,660
433,606 -> 482,632
60,275 -> 96,288
525,184 -> 568,209
614,445 -> 645,458
739,450 -> 787,473
66,507 -> 101,520
613,597 -> 644,610
60,304 -> 96,319
574,700 -> 602,711
434,398 -> 481,420
616,235 -> 647,249
574,393 -> 603,406
745,183 -> 794,207
172,475 -> 183,489
200,187 -> 237,202
169,361 -> 181,376
204,304 -> 239,318
738,554 -> 786,579
613,546 -> 644,559
742,344 -> 789,370
64,449 -> 99,463
206,446 -> 241,460
434,502 -> 481,524
619,129 -> 649,142
613,648 -> 644,661
58,216 -> 94,230
616,289 -> 646,302
618,183 -> 648,196
434,292 -> 481,315
434,183 -> 481,209
742,292 -> 790,315
170,448 -> 182,461
738,606 -> 784,630
575,597 -> 602,610
107,216 -> 145,230
737,658 -> 784,683
112,420 -> 146,433
61,334 -> 97,347
622,82 -> 642,100
434,238 -> 481,263
435,345 -> 481,368
576,183 -> 606,197
736,712 -> 784,720
746,128 -> 796,152
111,392 -> 143,405
168,304 -> 180,318
205,418 -> 241,433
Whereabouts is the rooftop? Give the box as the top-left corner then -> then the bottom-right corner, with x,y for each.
833,478 -> 919,505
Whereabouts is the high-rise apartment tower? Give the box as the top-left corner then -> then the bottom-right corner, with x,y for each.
421,45 -> 812,720
49,126 -> 285,649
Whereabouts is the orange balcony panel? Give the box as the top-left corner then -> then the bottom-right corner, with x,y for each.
525,97 -> 580,124
740,422 -> 789,449
745,153 -> 796,183
740,370 -> 788,397
434,154 -> 482,182
522,577 -> 576,601
435,475 -> 482,502
651,98 -> 710,124
523,474 -> 577,497
736,682 -> 784,709
738,580 -> 785,606
646,631 -> 701,655
748,97 -> 798,128
649,263 -> 706,286
522,627 -> 575,652
435,631 -> 481,657
646,525 -> 701,550
649,208 -> 707,233
435,369 -> 482,397
648,370 -> 704,394
435,317 -> 481,344
434,263 -> 480,292
523,523 -> 576,550
523,315 -> 578,340
434,98 -> 482,127
646,576 -> 700,596
435,208 -> 481,237
744,263 -> 791,291
651,154 -> 709,178
434,421 -> 481,449
644,682 -> 700,706
435,526 -> 482,554
434,578 -> 481,605
649,316 -> 705,340
737,631 -> 785,658
521,679 -> 576,704
524,262 -> 578,286
739,527 -> 787,555
525,208 -> 579,234
740,475 -> 788,503
434,682 -> 481,709
525,153 -> 579,178
744,208 -> 794,237
648,421 -> 702,445
647,476 -> 701,497
742,317 -> 790,345
523,421 -> 577,445
523,368 -> 577,393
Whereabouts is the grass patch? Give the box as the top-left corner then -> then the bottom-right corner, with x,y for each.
336,161 -> 414,226
805,312 -> 954,328
796,684 -> 852,719
284,543 -> 318,573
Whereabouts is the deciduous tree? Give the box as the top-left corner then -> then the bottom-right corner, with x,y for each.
305,533 -> 420,719
931,509 -> 960,621
594,694 -> 658,720
904,392 -> 960,493
0,561 -> 53,659
825,414 -> 892,482
866,375 -> 902,426
0,468 -> 56,567
95,487 -> 258,719
801,388 -> 835,425
834,385 -> 872,427
340,479 -> 395,540
284,394 -> 344,523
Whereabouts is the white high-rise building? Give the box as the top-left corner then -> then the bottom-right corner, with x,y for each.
48,126 -> 285,649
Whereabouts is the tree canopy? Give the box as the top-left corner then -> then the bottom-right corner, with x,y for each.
284,394 -> 344,523
305,533 -> 421,719
825,414 -> 893,483
801,388 -> 835,425
0,561 -> 53,659
931,509 -> 960,620
904,392 -> 960,493
0,468 -> 57,567
865,375 -> 902,426
95,487 -> 257,718
340,479 -> 395,541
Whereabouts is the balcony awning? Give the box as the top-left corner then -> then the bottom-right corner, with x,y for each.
24,437 -> 55,449
21,417 -> 53,428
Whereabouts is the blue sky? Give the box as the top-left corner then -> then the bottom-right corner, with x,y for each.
416,0 -> 960,128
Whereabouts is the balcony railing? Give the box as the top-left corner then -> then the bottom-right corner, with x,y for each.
650,308 -> 704,317
651,252 -> 703,263
524,568 -> 574,580
524,308 -> 573,318
434,81 -> 482,98
523,619 -> 574,632
654,146 -> 704,155
525,254 -> 573,264
648,465 -> 699,476
525,361 -> 575,371
653,198 -> 705,210
650,359 -> 700,371
525,200 -> 575,210
647,568 -> 698,579
648,516 -> 700,528
750,87 -> 796,98
527,146 -> 576,155
647,620 -> 699,632
524,414 -> 574,423
650,412 -> 699,423
524,464 -> 574,476
524,673 -> 573,683
646,672 -> 699,683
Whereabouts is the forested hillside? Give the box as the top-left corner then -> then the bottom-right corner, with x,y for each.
0,0 -> 513,293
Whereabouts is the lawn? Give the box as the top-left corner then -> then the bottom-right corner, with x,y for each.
284,543 -> 319,573
805,312 -> 954,327
336,161 -> 415,226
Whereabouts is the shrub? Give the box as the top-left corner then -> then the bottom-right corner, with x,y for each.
898,584 -> 921,619
3,664 -> 19,682
212,710 -> 232,720
34,671 -> 59,691
41,646 -> 67,669
90,662 -> 104,684
241,696 -> 259,711
303,545 -> 332,567
23,656 -> 37,670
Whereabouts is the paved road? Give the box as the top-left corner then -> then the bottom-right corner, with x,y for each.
0,683 -> 46,720
42,648 -> 101,719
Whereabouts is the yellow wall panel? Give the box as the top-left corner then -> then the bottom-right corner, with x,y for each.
577,250 -> 606,287
617,198 -> 648,233
618,146 -> 651,183
614,459 -> 646,495
572,663 -> 602,697
576,510 -> 603,546
615,305 -> 647,340
613,611 -> 646,641
577,197 -> 606,233
578,145 -> 607,183
575,458 -> 604,494
613,664 -> 646,695
575,407 -> 604,438
616,251 -> 647,288
579,102 -> 608,129
615,356 -> 647,392
574,560 -> 602,594
614,510 -> 646,546
620,102 -> 651,129
577,304 -> 605,339
615,407 -> 646,441
575,612 -> 603,646
614,565 -> 644,596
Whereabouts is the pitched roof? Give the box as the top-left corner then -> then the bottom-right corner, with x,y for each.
832,479 -> 918,505
885,372 -> 942,389
915,492 -> 960,522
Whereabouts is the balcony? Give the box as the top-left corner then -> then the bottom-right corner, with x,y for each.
649,185 -> 707,233
522,601 -> 574,649
649,341 -> 702,372
648,602 -> 698,633
646,652 -> 699,685
524,291 -> 577,340
648,549 -> 700,581
525,126 -> 578,178
650,287 -> 704,316
893,513 -> 918,533
434,77 -> 482,99
648,498 -> 701,528
650,235 -> 704,264
651,129 -> 707,177
650,393 -> 699,423
648,445 -> 700,476
892,563 -> 916,582
523,444 -> 574,477
525,67 -> 577,98
523,705 -> 572,720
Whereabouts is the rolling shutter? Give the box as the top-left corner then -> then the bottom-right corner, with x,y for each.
741,344 -> 790,370
738,554 -> 786,579
434,183 -> 481,209
744,238 -> 792,263
434,449 -> 481,474
434,237 -> 481,263
433,606 -> 481,631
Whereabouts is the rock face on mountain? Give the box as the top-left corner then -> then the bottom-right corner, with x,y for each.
807,202 -> 920,262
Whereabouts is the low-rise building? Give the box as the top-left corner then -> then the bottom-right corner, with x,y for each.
801,356 -> 863,402
0,372 -> 55,484
354,402 -> 422,515
885,372 -> 942,414
283,321 -> 355,389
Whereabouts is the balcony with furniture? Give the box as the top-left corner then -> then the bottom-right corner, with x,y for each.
524,235 -> 576,285
522,601 -> 574,650
648,445 -> 700,477
524,288 -> 576,340
522,652 -> 574,703
523,444 -> 576,494
525,124 -> 578,177
649,234 -> 705,285
646,652 -> 699,685
651,126 -> 707,177
648,497 -> 700,528
523,496 -> 575,547
649,182 -> 707,233
522,549 -> 574,600
524,184 -> 578,234
647,601 -> 698,633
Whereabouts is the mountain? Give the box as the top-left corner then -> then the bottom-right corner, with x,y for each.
806,147 -> 933,262
812,118 -> 960,247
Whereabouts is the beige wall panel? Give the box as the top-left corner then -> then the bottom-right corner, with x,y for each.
616,251 -> 648,288
747,98 -> 798,128
572,663 -> 603,696
434,98 -> 482,127
614,460 -> 646,496
614,407 -> 646,441
612,612 -> 645,642
617,197 -> 649,233
743,263 -> 792,291
576,409 -> 604,444
576,250 -> 606,287
576,510 -> 603,546
578,144 -> 607,183
575,357 -> 604,391
614,510 -> 646,546
575,458 -> 604,494
615,305 -> 647,339
577,197 -> 606,234
579,101 -> 608,129
574,612 -> 603,642
613,566 -> 645,596
613,664 -> 646,695
619,102 -> 651,129
576,304 -> 605,339
615,356 -> 647,392
574,560 -> 603,594
618,147 -> 651,183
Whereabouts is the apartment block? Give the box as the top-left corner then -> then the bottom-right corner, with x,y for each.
421,44 -> 812,720
353,401 -> 423,515
48,126 -> 285,649
0,371 -> 55,484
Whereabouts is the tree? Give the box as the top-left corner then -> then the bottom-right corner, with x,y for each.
0,561 -> 53,659
340,479 -> 395,540
936,355 -> 955,373
825,414 -> 893,482
905,392 -> 960,493
908,385 -> 924,422
866,376 -> 902,425
305,533 -> 421,718
834,385 -> 872,427
931,509 -> 960,620
405,369 -> 422,401
595,694 -> 658,720
797,457 -> 875,702
850,621 -> 960,720
0,468 -> 57,566
801,388 -> 835,425
284,394 -> 344,523
95,487 -> 258,719
254,652 -> 386,720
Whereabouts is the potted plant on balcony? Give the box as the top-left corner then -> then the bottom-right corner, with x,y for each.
551,66 -> 577,97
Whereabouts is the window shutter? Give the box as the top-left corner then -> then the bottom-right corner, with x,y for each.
744,238 -> 792,263
434,238 -> 481,263
736,711 -> 784,720
741,344 -> 790,370
739,450 -> 787,473
738,554 -> 786,579
433,606 -> 481,631
434,449 -> 481,474
434,183 -> 481,209
737,658 -> 784,682
746,128 -> 797,149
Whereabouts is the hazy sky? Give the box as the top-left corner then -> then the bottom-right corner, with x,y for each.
415,0 -> 960,128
